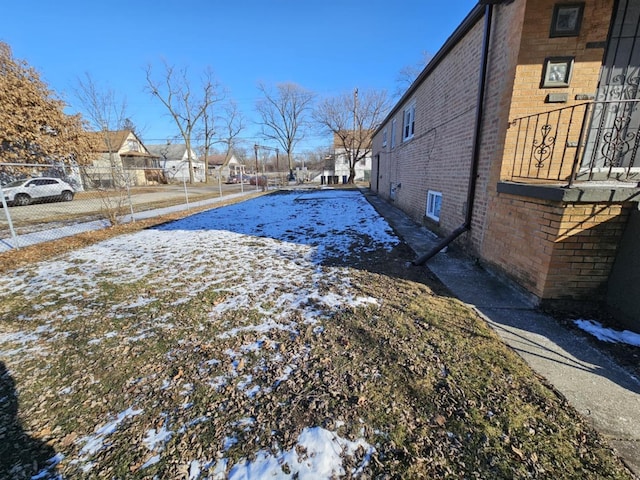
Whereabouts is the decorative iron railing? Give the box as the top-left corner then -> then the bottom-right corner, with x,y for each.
507,99 -> 640,186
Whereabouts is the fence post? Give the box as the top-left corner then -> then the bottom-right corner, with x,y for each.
0,184 -> 19,249
183,178 -> 190,211
125,182 -> 135,223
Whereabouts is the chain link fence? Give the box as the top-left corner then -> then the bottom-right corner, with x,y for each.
0,163 -> 275,252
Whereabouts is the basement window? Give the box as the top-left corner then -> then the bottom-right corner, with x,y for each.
426,191 -> 442,221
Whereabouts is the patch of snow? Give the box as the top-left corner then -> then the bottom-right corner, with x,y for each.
227,427 -> 375,479
188,459 -> 201,480
2,190 -> 399,476
223,436 -> 238,450
77,407 -> 143,456
575,319 -> 640,347
141,455 -> 161,469
143,425 -> 173,451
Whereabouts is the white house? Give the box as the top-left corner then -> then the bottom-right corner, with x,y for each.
146,143 -> 205,183
320,148 -> 372,185
207,153 -> 243,182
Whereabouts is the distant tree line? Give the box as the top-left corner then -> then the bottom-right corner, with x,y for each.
1,40 -> 400,184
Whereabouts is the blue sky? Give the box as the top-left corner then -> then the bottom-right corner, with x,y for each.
2,0 -> 477,153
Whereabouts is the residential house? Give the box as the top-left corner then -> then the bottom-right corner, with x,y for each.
321,132 -> 372,185
371,0 -> 640,331
86,130 -> 163,188
146,143 -> 205,183
206,153 -> 242,182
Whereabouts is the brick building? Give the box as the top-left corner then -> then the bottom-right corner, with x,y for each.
371,0 -> 640,331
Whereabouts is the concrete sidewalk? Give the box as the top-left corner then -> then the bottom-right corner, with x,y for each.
364,189 -> 640,477
0,191 -> 254,252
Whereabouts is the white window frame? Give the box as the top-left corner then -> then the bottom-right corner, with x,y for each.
426,190 -> 442,221
390,118 -> 397,148
403,102 -> 416,141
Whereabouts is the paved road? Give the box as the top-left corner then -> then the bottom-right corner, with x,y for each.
0,183 -> 252,226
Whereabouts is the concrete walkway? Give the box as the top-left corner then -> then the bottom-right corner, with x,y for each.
363,189 -> 640,477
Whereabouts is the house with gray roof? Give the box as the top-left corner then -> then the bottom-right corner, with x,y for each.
146,143 -> 205,183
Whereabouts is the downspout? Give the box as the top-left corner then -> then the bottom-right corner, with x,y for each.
413,1 -> 495,266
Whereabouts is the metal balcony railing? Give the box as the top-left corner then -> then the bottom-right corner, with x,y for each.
507,99 -> 640,186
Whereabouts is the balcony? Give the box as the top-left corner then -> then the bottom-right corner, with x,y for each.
506,99 -> 640,188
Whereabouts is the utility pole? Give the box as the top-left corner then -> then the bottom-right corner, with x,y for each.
254,144 -> 259,173
254,144 -> 259,191
253,144 -> 280,187
351,87 -> 358,184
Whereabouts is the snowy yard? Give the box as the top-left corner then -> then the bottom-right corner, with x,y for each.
0,189 -> 633,479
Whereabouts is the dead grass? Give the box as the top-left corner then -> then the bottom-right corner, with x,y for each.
0,196 -> 634,479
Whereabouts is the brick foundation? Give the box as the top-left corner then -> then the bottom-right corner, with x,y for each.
483,193 -> 631,301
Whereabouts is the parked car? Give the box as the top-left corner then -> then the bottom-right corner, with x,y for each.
249,175 -> 268,186
226,174 -> 251,184
2,177 -> 75,206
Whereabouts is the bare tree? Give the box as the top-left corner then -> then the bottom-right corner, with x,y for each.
145,62 -> 222,183
199,99 -> 245,183
73,73 -> 134,224
313,88 -> 391,183
0,42 -> 91,166
219,100 -> 246,164
255,82 -> 315,180
74,72 -> 129,158
394,51 -> 433,99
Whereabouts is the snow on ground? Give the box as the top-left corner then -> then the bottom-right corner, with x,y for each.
575,319 -> 640,347
0,189 -> 398,478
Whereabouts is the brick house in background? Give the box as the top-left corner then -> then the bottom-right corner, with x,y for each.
371,0 -> 640,331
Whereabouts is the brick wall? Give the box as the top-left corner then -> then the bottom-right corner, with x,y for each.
372,18 -> 484,235
481,0 -> 621,302
372,0 -> 626,303
372,1 -> 526,251
483,193 -> 631,300
498,0 -> 613,179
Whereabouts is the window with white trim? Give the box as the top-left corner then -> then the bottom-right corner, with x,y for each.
426,190 -> 442,221
390,118 -> 397,148
382,128 -> 388,147
403,103 -> 415,141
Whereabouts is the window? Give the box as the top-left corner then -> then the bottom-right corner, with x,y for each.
550,3 -> 584,37
426,191 -> 442,221
382,128 -> 388,147
390,119 -> 397,148
541,56 -> 574,88
403,103 -> 415,141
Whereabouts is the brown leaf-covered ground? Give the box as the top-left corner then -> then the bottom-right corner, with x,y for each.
0,189 -> 634,479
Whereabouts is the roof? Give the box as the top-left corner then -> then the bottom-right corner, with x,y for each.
146,143 -> 190,160
374,2 -> 488,136
206,153 -> 240,167
86,129 -> 156,157
87,130 -> 131,153
207,154 -> 227,166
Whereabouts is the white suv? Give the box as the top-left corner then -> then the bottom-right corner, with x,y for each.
2,177 -> 75,206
